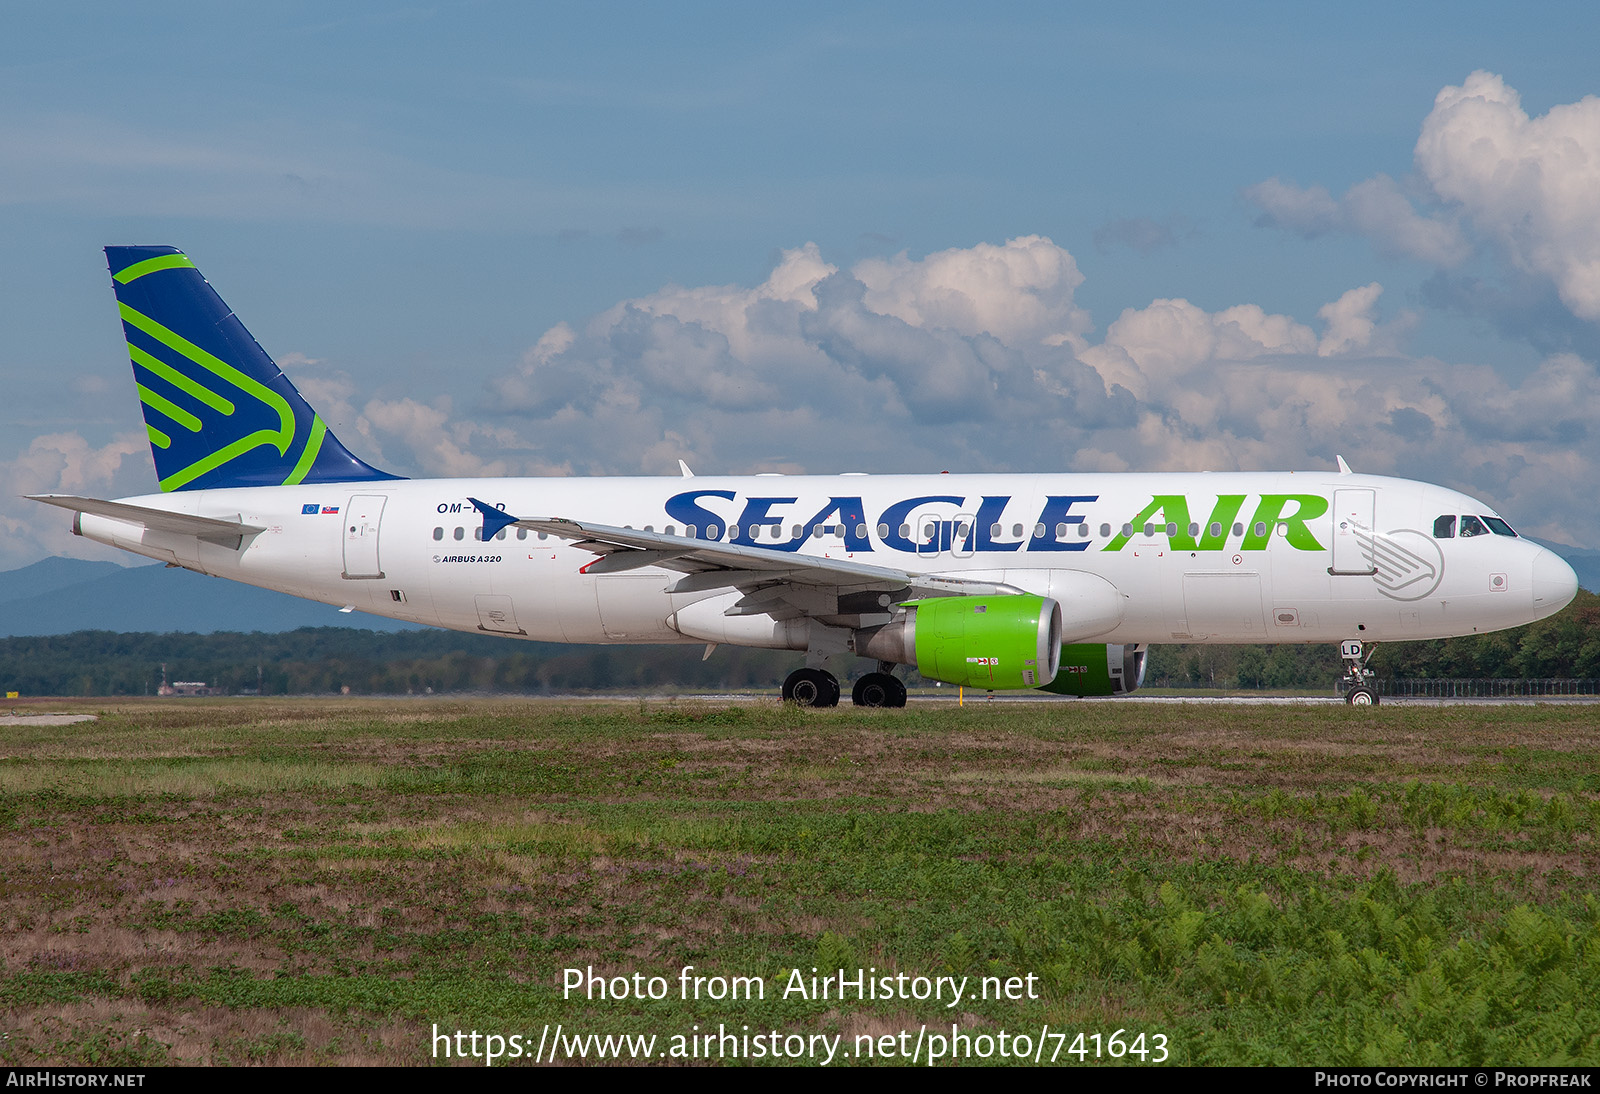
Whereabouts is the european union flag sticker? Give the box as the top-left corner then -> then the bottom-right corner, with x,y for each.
302,503 -> 319,515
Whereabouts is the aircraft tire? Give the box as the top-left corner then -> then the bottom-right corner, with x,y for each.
852,672 -> 907,708
1345,686 -> 1379,706
784,668 -> 840,708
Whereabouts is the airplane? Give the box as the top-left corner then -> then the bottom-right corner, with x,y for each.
27,246 -> 1581,707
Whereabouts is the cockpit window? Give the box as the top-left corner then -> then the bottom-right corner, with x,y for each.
1482,516 -> 1518,537
1459,515 -> 1489,537
1433,515 -> 1456,539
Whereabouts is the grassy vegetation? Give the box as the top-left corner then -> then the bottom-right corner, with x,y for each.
1,697 -> 1597,1065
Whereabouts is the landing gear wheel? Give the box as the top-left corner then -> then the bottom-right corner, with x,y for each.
783,668 -> 840,708
851,672 -> 907,708
1338,639 -> 1379,708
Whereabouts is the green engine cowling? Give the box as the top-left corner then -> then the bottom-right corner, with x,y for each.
1035,643 -> 1148,696
852,595 -> 1063,689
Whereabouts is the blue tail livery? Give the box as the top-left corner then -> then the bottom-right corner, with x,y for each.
107,246 -> 400,492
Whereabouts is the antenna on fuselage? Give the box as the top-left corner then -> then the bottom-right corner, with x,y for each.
1335,455 -> 1354,475
678,460 -> 695,478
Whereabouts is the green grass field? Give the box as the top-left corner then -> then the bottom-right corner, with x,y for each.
1,697 -> 1597,1066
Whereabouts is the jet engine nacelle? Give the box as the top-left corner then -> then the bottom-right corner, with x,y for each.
852,594 -> 1063,689
1035,643 -> 1148,696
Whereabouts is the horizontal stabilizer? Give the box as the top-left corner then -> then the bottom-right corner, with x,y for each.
27,494 -> 265,546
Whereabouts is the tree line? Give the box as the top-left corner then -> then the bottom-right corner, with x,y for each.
3,591 -> 1595,697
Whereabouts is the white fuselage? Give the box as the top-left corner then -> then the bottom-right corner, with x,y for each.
73,471 -> 1576,650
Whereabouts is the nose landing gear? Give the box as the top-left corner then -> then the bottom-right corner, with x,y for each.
1340,639 -> 1380,706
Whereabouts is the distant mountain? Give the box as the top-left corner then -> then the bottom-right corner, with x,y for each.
0,558 -> 420,636
0,557 -> 124,605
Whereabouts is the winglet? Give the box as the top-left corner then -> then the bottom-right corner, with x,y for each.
678,459 -> 694,478
468,497 -> 519,540
1335,455 -> 1353,475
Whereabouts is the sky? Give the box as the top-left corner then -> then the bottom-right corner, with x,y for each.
3,1 -> 1600,567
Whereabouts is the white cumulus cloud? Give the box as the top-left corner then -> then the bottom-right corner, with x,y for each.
1246,174 -> 1470,266
1247,72 -> 1600,326
0,430 -> 150,567
1416,71 -> 1600,321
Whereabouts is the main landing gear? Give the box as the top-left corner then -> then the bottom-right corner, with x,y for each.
782,668 -> 839,707
851,671 -> 907,708
781,666 -> 908,708
1339,639 -> 1380,706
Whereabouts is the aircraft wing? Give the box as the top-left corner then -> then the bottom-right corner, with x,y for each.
470,500 -> 1022,622
28,494 -> 266,546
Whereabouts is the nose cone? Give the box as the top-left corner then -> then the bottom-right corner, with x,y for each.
1531,548 -> 1579,618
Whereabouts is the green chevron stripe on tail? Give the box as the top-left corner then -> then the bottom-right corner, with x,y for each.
106,245 -> 400,491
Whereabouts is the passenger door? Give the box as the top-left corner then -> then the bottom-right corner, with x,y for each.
1330,488 -> 1376,575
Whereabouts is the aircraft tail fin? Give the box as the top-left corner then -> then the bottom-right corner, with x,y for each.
106,246 -> 401,492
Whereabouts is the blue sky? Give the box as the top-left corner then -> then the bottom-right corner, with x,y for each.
4,2 -> 1600,565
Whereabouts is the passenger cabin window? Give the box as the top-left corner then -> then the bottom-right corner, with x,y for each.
453,527 -> 464,541
432,527 -> 443,541
1459,515 -> 1489,538
1434,515 -> 1456,538
1483,516 -> 1518,537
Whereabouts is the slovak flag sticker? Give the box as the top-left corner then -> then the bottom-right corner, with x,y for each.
322,506 -> 340,515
